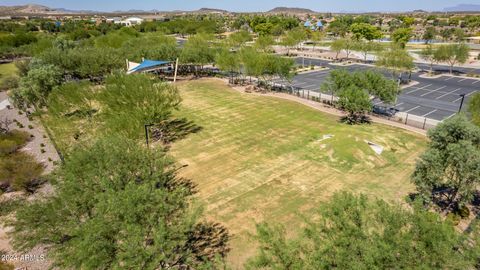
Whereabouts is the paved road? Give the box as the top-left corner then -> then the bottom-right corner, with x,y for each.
278,57 -> 480,121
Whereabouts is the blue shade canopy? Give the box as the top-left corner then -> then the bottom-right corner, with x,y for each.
129,59 -> 170,73
317,21 -> 323,27
304,20 -> 312,27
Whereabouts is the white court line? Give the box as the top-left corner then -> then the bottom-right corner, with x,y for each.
406,84 -> 432,94
444,113 -> 457,120
422,109 -> 437,117
420,86 -> 446,97
435,88 -> 461,100
404,106 -> 421,113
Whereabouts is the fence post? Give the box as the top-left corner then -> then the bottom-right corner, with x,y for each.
422,118 -> 427,130
405,113 -> 409,125
308,90 -> 310,100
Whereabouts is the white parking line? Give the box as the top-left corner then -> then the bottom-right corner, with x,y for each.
445,113 -> 457,120
473,80 -> 479,85
395,102 -> 404,107
404,106 -> 421,113
458,78 -> 468,82
406,84 -> 432,94
435,88 -> 461,100
444,77 -> 454,81
420,86 -> 446,97
422,109 -> 437,117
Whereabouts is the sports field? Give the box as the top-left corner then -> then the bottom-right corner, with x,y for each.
171,79 -> 428,267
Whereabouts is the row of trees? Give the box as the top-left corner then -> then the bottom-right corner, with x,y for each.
421,43 -> 470,74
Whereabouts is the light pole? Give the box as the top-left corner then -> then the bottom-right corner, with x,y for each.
458,94 -> 466,113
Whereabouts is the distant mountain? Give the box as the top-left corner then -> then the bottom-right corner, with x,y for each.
195,8 -> 229,13
268,7 -> 316,14
443,4 -> 480,12
0,4 -> 96,15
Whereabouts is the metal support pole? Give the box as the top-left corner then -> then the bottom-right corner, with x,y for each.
144,124 -> 153,147
458,94 -> 466,113
423,118 -> 427,130
405,113 -> 409,125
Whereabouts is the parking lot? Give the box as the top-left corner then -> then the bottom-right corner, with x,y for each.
274,58 -> 480,121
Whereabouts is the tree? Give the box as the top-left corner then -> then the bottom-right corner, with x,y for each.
14,63 -> 62,107
228,30 -> 252,49
354,40 -> 383,62
254,35 -> 274,52
308,30 -> 324,52
337,84 -> 372,123
281,28 -> 307,55
98,73 -> 181,139
216,49 -> 240,83
247,192 -> 480,269
391,28 -> 412,48
350,23 -> 382,41
376,45 -> 414,78
469,92 -> 480,126
180,33 -> 216,73
321,70 -> 399,123
330,38 -> 354,60
420,45 -> 438,75
434,43 -> 470,74
330,39 -> 345,59
11,137 -> 230,269
422,27 -> 437,44
412,115 -> 480,212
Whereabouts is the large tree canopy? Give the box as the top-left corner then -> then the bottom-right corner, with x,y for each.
412,115 -> 480,211
10,137 -> 229,269
247,192 -> 480,270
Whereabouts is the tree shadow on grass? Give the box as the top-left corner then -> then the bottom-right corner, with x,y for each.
340,114 -> 371,125
151,118 -> 203,148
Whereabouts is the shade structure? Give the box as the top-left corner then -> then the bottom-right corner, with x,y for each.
127,59 -> 171,74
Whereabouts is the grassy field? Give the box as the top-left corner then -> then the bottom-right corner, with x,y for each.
0,63 -> 17,87
171,79 -> 427,267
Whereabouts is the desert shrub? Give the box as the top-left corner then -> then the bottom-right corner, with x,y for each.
0,152 -> 44,193
0,130 -> 31,155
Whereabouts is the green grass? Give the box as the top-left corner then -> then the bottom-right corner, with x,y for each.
0,63 -> 17,87
170,79 -> 427,268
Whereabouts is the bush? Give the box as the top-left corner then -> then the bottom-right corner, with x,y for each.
0,152 -> 44,193
0,130 -> 31,155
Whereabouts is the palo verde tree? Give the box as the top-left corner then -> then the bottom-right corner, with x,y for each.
376,45 -> 414,79
330,37 -> 356,60
98,73 -> 182,139
412,115 -> 480,213
420,44 -> 438,75
10,137 -> 230,269
434,43 -> 470,74
354,40 -> 383,62
247,192 -> 480,269
216,48 -> 240,83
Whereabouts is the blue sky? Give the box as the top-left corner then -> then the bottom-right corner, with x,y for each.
2,0 -> 479,12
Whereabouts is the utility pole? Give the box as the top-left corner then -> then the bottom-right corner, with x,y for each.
458,94 -> 466,113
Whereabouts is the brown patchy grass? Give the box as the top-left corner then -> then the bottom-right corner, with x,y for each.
170,79 -> 427,268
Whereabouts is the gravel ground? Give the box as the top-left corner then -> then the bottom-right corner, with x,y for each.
0,91 -> 58,269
